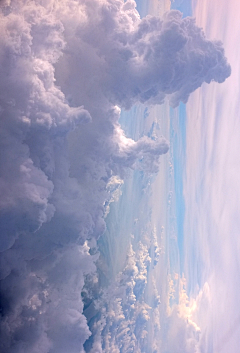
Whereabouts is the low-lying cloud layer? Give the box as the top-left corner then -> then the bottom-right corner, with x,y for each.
0,0 -> 230,352
86,240 -> 160,353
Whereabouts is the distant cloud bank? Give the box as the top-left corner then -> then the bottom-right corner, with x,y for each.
0,0 -> 230,352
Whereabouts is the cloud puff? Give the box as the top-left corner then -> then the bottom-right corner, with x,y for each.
160,277 -> 205,353
0,0 -> 230,352
63,2 -> 231,109
88,241 -> 154,353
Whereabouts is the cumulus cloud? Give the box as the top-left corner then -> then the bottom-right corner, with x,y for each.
160,277 -> 206,353
0,0 -> 230,352
60,1 -> 230,109
87,241 -> 154,353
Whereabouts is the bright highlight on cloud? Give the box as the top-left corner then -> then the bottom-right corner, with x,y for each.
0,0 -> 230,352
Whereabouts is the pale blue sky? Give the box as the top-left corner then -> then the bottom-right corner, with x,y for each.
183,0 -> 240,351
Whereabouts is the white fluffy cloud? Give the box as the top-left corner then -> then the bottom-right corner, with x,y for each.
88,241 -> 154,353
0,0 -> 230,352
59,1 -> 230,109
160,277 -> 204,353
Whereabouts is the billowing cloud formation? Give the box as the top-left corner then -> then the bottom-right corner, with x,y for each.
58,0 -> 230,109
160,277 -> 203,353
87,242 -> 154,353
87,241 -> 203,353
0,0 -> 230,352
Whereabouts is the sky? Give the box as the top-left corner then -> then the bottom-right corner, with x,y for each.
0,0 -> 234,352
183,1 -> 240,352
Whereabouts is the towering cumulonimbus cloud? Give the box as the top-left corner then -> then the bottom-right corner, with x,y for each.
0,0 -> 230,352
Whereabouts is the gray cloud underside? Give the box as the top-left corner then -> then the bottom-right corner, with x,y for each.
0,0 -> 230,352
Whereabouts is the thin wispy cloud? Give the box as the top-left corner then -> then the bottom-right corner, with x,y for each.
184,1 -> 240,352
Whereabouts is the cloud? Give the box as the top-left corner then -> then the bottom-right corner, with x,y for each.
0,0 -> 230,352
88,241 -> 154,353
161,277 -> 203,353
62,2 -> 230,109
